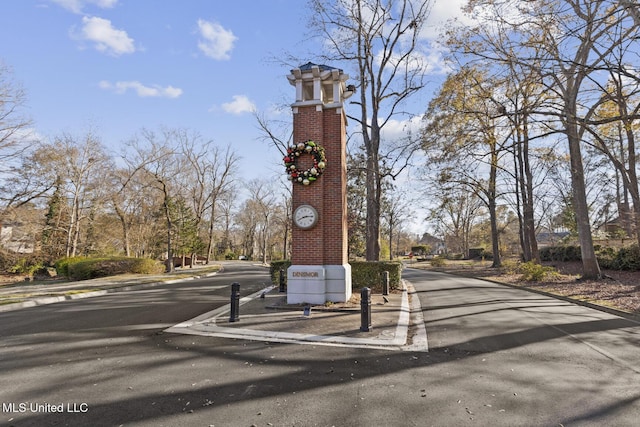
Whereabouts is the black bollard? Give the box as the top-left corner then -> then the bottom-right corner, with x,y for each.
382,271 -> 390,296
229,282 -> 240,323
279,268 -> 286,293
360,287 -> 371,332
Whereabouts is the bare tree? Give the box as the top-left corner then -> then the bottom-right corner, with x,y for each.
109,161 -> 160,258
236,199 -> 259,260
0,61 -> 32,169
427,181 -> 485,258
110,167 -> 138,258
204,146 -> 238,263
423,66 -> 509,266
174,131 -> 238,264
0,62 -> 39,222
582,21 -> 640,247
449,0 -> 639,278
176,131 -> 212,264
127,128 -> 179,272
36,131 -> 109,258
255,111 -> 293,260
217,187 -> 238,257
310,0 -> 434,260
381,186 -> 412,260
619,0 -> 640,26
246,180 -> 279,265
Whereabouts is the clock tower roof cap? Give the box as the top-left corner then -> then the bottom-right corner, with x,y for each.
295,62 -> 341,73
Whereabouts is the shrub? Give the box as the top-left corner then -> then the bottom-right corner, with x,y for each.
562,245 -> 581,262
350,261 -> 402,292
270,260 -> 291,285
127,258 -> 165,274
500,259 -> 521,275
57,256 -> 164,280
518,261 -> 559,282
611,245 -> 640,271
538,246 -> 581,262
539,247 -> 553,262
0,250 -> 12,272
430,257 -> 446,267
596,246 -> 617,270
9,258 -> 44,276
54,256 -> 87,277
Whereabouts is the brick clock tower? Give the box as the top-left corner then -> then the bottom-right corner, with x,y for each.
285,63 -> 354,305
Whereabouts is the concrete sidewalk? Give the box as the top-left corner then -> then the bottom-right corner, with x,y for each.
166,282 -> 429,352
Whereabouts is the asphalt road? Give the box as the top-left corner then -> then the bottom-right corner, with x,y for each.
1,263 -> 639,426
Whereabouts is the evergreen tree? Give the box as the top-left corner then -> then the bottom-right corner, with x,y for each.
41,176 -> 67,261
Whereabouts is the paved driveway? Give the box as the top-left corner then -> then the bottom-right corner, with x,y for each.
405,267 -> 640,425
1,264 -> 638,426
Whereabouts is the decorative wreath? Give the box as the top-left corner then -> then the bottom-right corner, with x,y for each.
283,140 -> 327,185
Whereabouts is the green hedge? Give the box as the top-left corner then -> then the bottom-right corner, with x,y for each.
269,260 -> 402,292
540,244 -> 640,271
539,245 -> 582,262
604,245 -> 640,271
55,256 -> 165,280
270,260 -> 291,285
350,261 -> 402,292
54,256 -> 87,277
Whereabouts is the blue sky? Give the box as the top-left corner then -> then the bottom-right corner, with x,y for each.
1,0 -> 467,232
1,0 -> 321,176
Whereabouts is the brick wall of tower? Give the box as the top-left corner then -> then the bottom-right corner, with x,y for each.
290,103 -> 348,266
291,105 -> 324,266
322,107 -> 348,265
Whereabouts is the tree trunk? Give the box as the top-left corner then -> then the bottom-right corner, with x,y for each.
206,204 -> 216,264
566,121 -> 601,279
66,192 -> 79,258
163,191 -> 174,273
113,203 -> 131,257
622,119 -> 640,248
282,222 -> 289,260
520,116 -> 539,263
165,221 -> 174,273
262,221 -> 268,265
489,146 -> 501,268
514,139 -> 530,262
365,147 -> 381,261
388,218 -> 394,261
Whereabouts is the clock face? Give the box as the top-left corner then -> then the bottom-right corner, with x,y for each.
293,204 -> 318,229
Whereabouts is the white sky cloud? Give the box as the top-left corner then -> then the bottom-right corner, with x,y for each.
77,16 -> 135,56
99,80 -> 183,98
421,0 -> 473,40
380,114 -> 425,142
221,95 -> 256,114
196,19 -> 237,60
52,0 -> 118,14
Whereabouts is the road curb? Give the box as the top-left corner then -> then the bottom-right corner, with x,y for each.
496,280 -> 640,323
0,271 -> 220,313
430,268 -> 640,324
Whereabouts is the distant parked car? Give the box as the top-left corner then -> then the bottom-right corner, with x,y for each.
238,255 -> 248,260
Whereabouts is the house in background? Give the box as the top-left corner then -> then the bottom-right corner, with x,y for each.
417,232 -> 446,255
0,223 -> 35,254
597,215 -> 636,238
